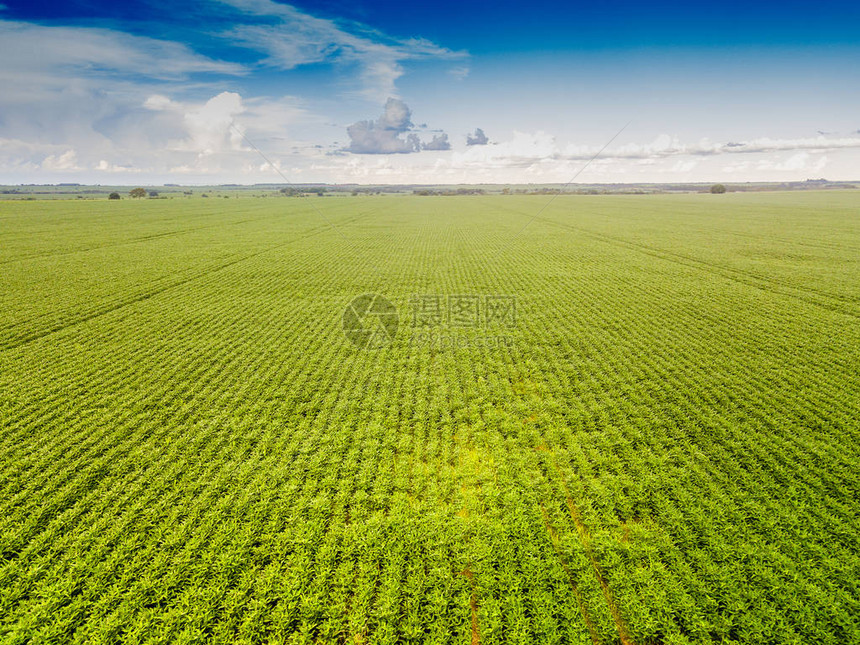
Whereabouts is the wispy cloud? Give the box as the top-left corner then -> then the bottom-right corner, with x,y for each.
1,1 -> 856,185
436,131 -> 860,174
217,0 -> 466,101
0,20 -> 245,82
313,130 -> 853,184
597,134 -> 860,161
449,66 -> 469,81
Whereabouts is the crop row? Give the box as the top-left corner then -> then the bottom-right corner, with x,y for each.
1,194 -> 858,643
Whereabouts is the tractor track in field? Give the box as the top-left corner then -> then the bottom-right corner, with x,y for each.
533,215 -> 860,319
0,209 -> 379,352
538,504 -> 603,645
0,205 -> 358,266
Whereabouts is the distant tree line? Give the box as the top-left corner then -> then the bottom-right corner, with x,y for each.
413,188 -> 486,196
279,187 -> 326,196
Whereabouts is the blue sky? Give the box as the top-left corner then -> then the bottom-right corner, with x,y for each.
1,0 -> 859,184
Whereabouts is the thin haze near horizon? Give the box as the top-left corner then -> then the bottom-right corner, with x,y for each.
1,0 -> 859,185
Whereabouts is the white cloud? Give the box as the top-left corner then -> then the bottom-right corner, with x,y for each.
423,133 -> 451,151
756,152 -> 829,172
143,95 -> 174,111
721,160 -> 751,174
718,136 -> 860,156
563,133 -> 860,162
452,130 -> 557,168
346,98 -> 420,153
0,8 -> 856,185
449,66 -> 470,81
772,152 -> 810,171
308,127 -> 858,185
0,5 -> 463,182
466,128 -> 489,146
137,91 -> 315,175
668,159 -> 699,173
95,159 -> 141,173
41,150 -> 82,171
0,85 -> 310,181
0,20 -> 245,82
0,18 -> 255,179
217,0 -> 466,101
182,92 -> 246,155
344,98 -> 455,154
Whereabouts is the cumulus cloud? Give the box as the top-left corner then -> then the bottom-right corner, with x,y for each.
346,98 -> 421,154
466,128 -> 489,146
186,92 -> 245,154
345,98 -> 453,154
2,7 -> 856,185
0,5 -> 461,181
423,133 -> 451,151
0,86 -> 308,181
756,152 -> 829,172
41,150 -> 83,171
144,91 -> 246,155
0,17 -> 255,178
375,97 -> 412,131
136,90 -> 313,177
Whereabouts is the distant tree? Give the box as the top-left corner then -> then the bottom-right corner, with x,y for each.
710,184 -> 727,194
201,193 -> 209,198
129,187 -> 147,199
148,190 -> 159,198
108,192 -> 121,200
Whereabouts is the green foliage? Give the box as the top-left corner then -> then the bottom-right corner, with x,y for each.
710,183 -> 727,193
108,192 -> 120,200
129,187 -> 147,199
0,192 -> 858,643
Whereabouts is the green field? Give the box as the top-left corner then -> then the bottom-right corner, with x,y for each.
1,192 -> 859,644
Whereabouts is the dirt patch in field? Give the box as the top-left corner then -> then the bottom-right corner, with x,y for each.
461,567 -> 480,645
